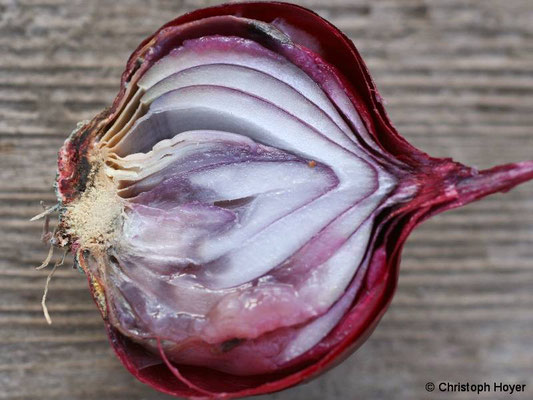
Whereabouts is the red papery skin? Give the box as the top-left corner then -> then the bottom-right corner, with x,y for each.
54,2 -> 533,399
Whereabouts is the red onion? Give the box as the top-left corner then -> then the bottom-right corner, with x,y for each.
40,2 -> 533,399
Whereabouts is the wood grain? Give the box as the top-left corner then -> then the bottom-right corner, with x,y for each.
1,0 -> 532,399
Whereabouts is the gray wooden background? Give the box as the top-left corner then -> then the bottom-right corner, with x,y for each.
1,0 -> 532,399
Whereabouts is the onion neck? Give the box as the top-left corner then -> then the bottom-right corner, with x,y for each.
453,160 -> 533,206
409,159 -> 533,220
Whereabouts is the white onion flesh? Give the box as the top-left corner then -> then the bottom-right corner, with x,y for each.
101,28 -> 396,375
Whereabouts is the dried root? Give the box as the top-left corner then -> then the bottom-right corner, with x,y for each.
41,250 -> 67,325
33,201 -> 67,324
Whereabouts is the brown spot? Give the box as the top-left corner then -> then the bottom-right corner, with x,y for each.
220,338 -> 244,353
214,196 -> 254,209
308,160 -> 317,168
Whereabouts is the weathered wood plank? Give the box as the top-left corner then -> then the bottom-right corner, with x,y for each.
1,0 -> 532,399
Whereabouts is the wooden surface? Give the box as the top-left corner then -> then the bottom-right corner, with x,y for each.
1,0 -> 532,399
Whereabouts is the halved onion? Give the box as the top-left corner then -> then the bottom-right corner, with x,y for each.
47,3 -> 533,399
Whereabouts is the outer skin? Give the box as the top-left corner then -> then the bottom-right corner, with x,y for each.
54,2 -> 533,399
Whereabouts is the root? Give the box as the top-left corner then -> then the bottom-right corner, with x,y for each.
36,245 -> 54,271
41,250 -> 67,325
32,201 -> 67,325
30,202 -> 59,222
35,201 -> 60,271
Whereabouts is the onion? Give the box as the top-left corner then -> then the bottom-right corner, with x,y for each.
37,2 -> 533,399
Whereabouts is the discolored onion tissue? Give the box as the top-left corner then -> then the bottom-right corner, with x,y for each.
36,2 -> 533,399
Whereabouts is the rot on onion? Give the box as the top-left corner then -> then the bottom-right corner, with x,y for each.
36,2 -> 533,399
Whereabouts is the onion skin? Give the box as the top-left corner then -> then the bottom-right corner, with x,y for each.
52,2 -> 533,399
